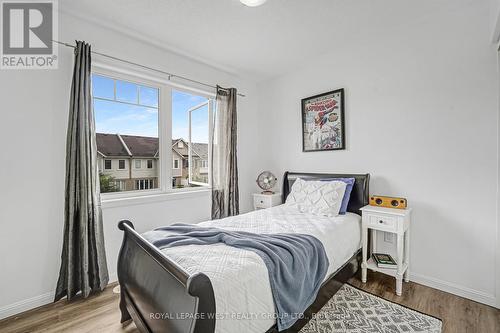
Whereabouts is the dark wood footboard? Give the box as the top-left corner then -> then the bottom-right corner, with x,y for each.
117,220 -> 216,333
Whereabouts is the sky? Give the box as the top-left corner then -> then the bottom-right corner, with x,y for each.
92,74 -> 209,143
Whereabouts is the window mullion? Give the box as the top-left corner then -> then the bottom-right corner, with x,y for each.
161,85 -> 173,192
208,99 -> 213,188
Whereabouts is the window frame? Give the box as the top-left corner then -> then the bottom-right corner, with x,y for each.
92,63 -> 213,203
104,159 -> 112,170
114,180 -> 125,191
135,159 -> 142,169
188,100 -> 212,187
135,179 -> 154,190
173,158 -> 180,169
118,159 -> 126,170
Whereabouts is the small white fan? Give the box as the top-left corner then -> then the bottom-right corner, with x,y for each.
256,171 -> 277,194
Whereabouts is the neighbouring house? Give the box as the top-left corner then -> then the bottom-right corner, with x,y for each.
96,133 -> 208,192
171,138 -> 209,187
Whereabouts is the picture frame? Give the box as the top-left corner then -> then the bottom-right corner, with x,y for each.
301,88 -> 345,152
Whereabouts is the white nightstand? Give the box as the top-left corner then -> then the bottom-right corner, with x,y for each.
360,205 -> 412,296
253,193 -> 282,210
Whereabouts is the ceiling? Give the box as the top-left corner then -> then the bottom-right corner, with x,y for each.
61,0 -> 471,81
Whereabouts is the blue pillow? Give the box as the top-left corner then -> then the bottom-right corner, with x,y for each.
319,177 -> 355,215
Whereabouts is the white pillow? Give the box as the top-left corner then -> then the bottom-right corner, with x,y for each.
285,178 -> 347,217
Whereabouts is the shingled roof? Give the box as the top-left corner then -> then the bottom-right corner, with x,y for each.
96,133 -> 207,159
192,143 -> 208,159
96,133 -> 157,157
172,139 -> 207,159
96,133 -> 130,157
121,134 -> 159,157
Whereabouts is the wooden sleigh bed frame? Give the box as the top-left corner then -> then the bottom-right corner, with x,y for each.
117,172 -> 370,333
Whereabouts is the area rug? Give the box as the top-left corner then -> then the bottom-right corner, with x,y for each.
300,284 -> 442,333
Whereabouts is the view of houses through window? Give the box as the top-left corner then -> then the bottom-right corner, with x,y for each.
92,73 -> 210,193
172,90 -> 210,188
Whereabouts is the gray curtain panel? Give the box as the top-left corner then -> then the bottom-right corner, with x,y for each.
211,86 -> 239,219
55,41 -> 109,302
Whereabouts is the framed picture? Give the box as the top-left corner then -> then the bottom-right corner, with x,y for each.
301,88 -> 345,152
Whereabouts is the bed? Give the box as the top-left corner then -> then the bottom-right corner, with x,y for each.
117,172 -> 370,333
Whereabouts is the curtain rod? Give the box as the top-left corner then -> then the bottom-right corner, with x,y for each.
53,40 -> 246,97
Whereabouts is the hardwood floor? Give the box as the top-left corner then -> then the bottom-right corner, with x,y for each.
0,271 -> 498,333
350,271 -> 500,333
0,284 -> 138,333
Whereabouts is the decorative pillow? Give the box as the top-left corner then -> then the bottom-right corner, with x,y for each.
319,178 -> 355,215
285,178 -> 347,217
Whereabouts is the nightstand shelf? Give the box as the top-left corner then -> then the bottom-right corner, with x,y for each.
360,205 -> 412,296
366,258 -> 408,279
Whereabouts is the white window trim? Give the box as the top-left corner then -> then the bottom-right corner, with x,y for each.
173,158 -> 180,169
101,188 -> 211,209
135,179 -> 154,190
147,159 -> 154,169
135,159 -> 142,169
104,159 -> 112,170
93,62 -> 214,205
114,180 -> 125,191
118,159 -> 127,170
188,100 -> 211,188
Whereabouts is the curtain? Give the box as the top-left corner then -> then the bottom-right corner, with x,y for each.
55,41 -> 109,302
211,86 -> 239,219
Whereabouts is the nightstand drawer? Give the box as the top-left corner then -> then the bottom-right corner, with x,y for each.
368,214 -> 397,230
253,193 -> 282,210
254,196 -> 271,209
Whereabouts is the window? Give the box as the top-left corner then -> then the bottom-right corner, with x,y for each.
172,90 -> 211,188
104,159 -> 112,170
188,99 -> 210,186
93,69 -> 213,198
93,72 -> 160,194
114,180 -> 126,191
136,179 -> 154,190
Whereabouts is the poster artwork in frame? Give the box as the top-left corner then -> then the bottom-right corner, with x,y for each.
301,88 -> 345,152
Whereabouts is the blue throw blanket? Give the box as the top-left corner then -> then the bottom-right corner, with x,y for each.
144,224 -> 329,331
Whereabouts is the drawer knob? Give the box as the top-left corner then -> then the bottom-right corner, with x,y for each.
379,220 -> 384,224
260,200 -> 264,203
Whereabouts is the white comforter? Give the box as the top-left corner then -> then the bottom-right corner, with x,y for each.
155,204 -> 362,333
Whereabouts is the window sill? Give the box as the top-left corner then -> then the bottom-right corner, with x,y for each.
101,188 -> 211,209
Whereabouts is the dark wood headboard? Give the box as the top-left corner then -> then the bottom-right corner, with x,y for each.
282,172 -> 370,215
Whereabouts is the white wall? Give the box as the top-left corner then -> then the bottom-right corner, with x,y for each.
2,0 -> 497,320
0,12 -> 261,318
258,1 -> 498,306
491,0 -> 500,42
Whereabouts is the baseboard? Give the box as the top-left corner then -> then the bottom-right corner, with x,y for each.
409,271 -> 497,308
0,273 -> 119,321
0,291 -> 54,320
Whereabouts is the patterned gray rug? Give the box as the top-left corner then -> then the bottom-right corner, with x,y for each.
300,284 -> 442,333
